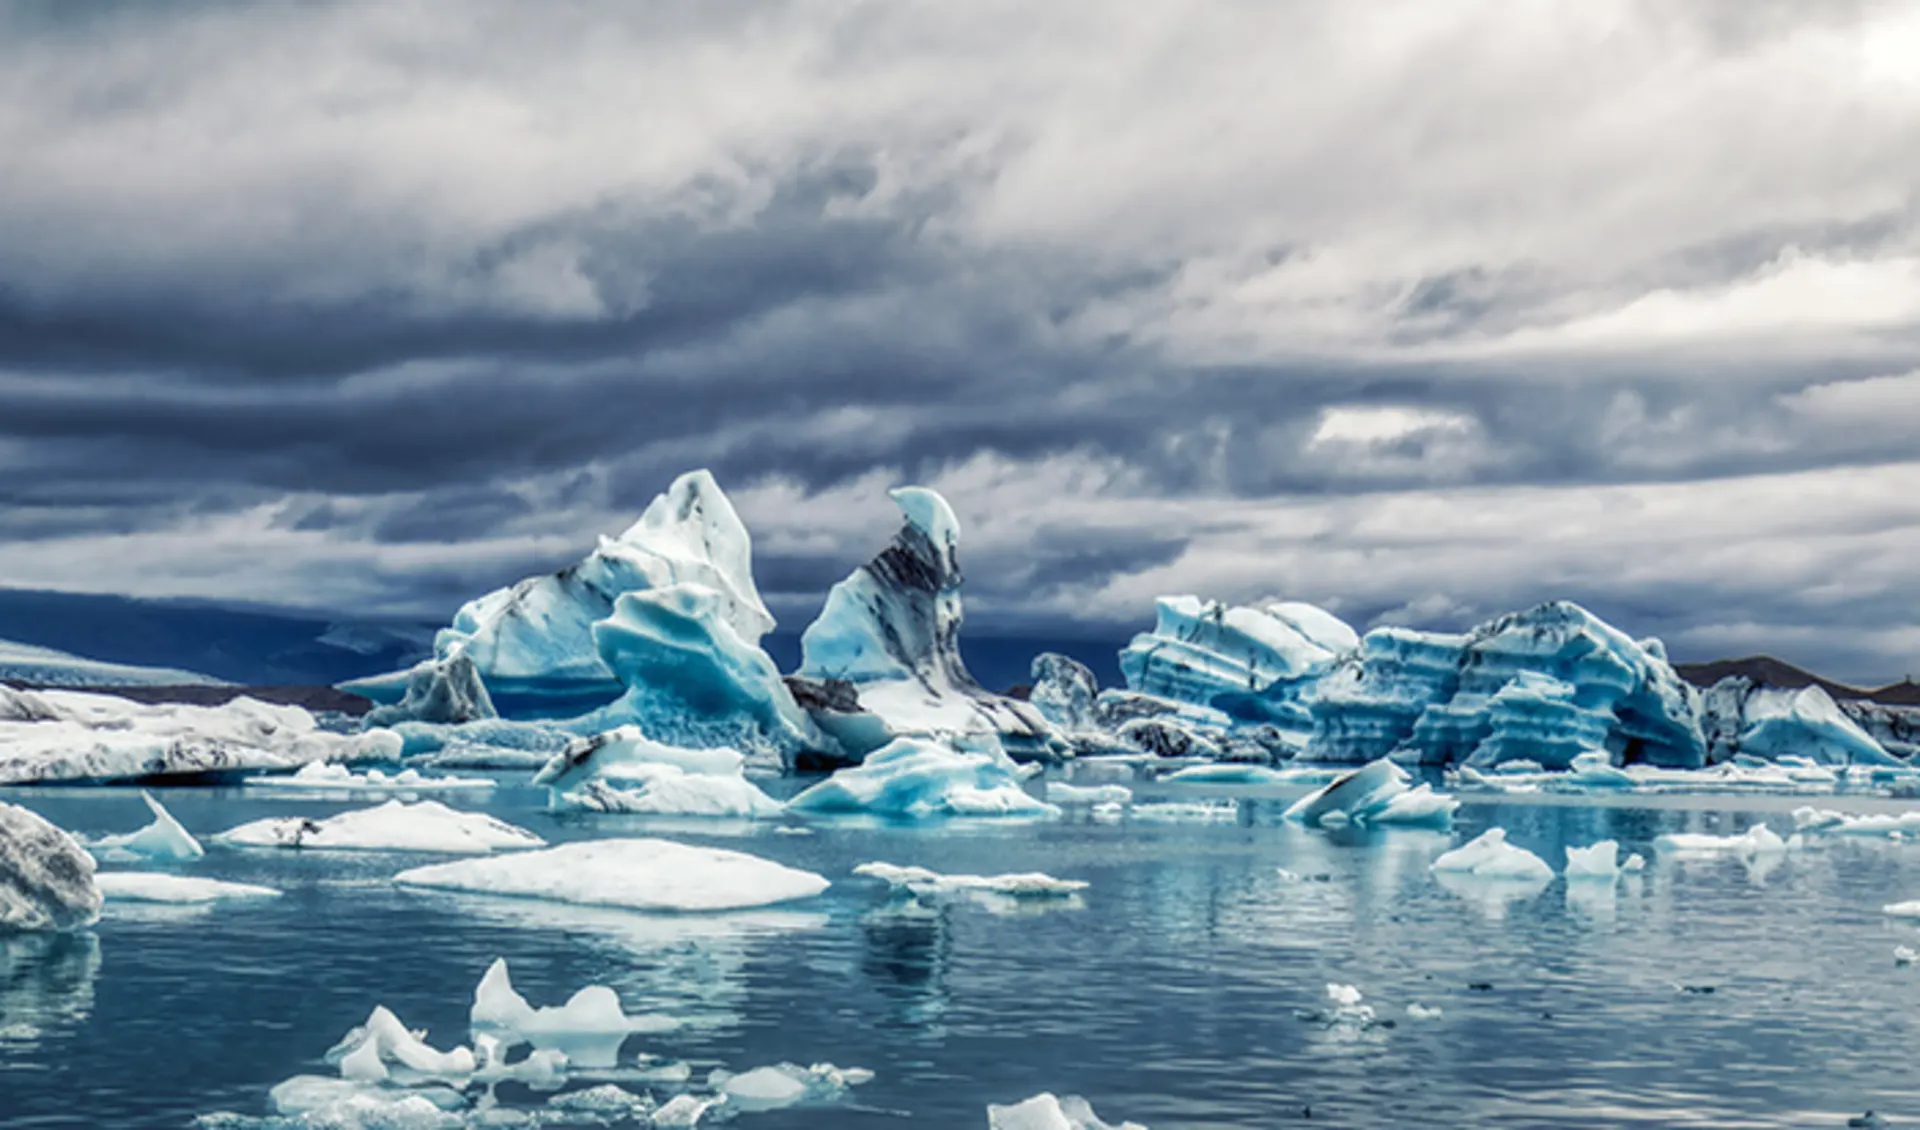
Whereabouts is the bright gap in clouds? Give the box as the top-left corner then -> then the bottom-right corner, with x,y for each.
1308,405 -> 1475,446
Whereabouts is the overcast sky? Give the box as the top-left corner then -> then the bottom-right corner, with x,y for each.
4,1 -> 1920,683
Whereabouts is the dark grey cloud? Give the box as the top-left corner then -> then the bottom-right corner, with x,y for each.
2,1 -> 1920,682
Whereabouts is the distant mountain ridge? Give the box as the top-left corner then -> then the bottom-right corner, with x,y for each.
1674,655 -> 1920,706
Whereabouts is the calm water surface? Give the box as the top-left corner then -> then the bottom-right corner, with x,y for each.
4,779 -> 1919,1128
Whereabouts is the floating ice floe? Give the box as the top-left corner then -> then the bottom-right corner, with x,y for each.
246,762 -> 494,794
1791,806 -> 1920,838
1452,750 -> 1885,798
1406,1003 -> 1443,1020
1283,757 -> 1458,828
1046,782 -> 1134,807
1159,762 -> 1291,785
1880,901 -> 1920,919
84,791 -> 203,862
326,1004 -> 477,1080
214,800 -> 544,854
787,736 -> 1058,820
1653,824 -> 1789,857
0,801 -> 101,931
1430,828 -> 1555,881
470,958 -> 673,1068
533,726 -> 784,818
395,837 -> 829,913
854,862 -> 1088,900
1564,840 -> 1631,881
0,685 -> 400,785
262,1076 -> 466,1124
710,1062 -> 874,1113
1897,945 -> 1917,965
95,874 -> 280,903
988,1092 -> 1148,1130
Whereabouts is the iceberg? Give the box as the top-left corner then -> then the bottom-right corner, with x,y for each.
566,583 -> 826,765
794,487 -> 1058,761
1792,806 -> 1920,838
988,1092 -> 1148,1130
394,837 -> 829,912
1430,828 -> 1555,881
0,802 -> 102,931
214,800 -> 544,854
470,958 -> 672,1068
346,469 -> 776,719
534,726 -> 783,818
1046,781 -> 1134,807
84,791 -> 204,862
854,861 -> 1088,898
1301,602 -> 1704,769
1563,840 -> 1623,881
95,873 -> 280,903
1735,684 -> 1897,767
1119,595 -> 1356,734
0,686 -> 401,785
1283,757 -> 1458,828
362,653 -> 496,727
1029,653 -> 1100,733
787,736 -> 1058,820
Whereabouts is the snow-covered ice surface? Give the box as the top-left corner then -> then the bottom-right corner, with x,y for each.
395,837 -> 830,912
213,800 -> 544,854
0,686 -> 401,785
83,791 -> 204,861
95,873 -> 281,903
0,638 -> 226,688
243,761 -> 494,794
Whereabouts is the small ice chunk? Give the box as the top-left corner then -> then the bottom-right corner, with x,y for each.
267,1076 -> 465,1121
787,737 -> 1058,820
1160,763 -> 1288,785
988,1092 -> 1148,1130
249,762 -> 494,793
1653,824 -> 1787,857
1621,853 -> 1647,872
651,1093 -> 716,1127
1882,901 -> 1920,919
327,1005 -> 475,1077
1325,983 -> 1363,1008
1430,828 -> 1554,881
470,958 -> 672,1068
712,1061 -> 871,1112
548,1083 -> 655,1114
1792,806 -> 1920,838
395,838 -> 829,912
1284,757 -> 1456,828
1563,840 -> 1621,881
214,800 -> 544,854
86,791 -> 204,861
1896,945 -> 1916,966
1046,782 -> 1134,807
1406,1003 -> 1443,1020
854,862 -> 1087,899
555,774 -> 783,819
95,873 -> 280,903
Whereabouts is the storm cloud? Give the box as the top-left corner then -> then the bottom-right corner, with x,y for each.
5,1 -> 1920,683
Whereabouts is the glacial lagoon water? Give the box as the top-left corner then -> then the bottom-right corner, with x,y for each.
6,779 -> 1920,1128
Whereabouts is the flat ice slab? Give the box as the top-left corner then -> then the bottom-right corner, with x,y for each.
395,837 -> 830,912
247,762 -> 494,793
854,861 -> 1087,898
95,873 -> 281,903
214,800 -> 544,854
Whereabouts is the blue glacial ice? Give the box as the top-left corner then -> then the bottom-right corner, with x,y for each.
0,801 -> 101,932
787,736 -> 1059,820
794,487 -> 1058,762
1301,601 -> 1706,769
346,469 -> 776,719
566,582 -> 825,766
532,726 -> 785,818
1732,684 -> 1897,766
1120,595 -> 1357,737
1283,757 -> 1459,828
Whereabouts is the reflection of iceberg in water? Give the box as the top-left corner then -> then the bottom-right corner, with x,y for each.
0,932 -> 100,1047
400,890 -> 824,1034
1432,869 -> 1551,921
859,903 -> 952,1034
1565,879 -> 1618,923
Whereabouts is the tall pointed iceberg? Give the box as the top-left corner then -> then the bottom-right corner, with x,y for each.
793,487 -> 1058,761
